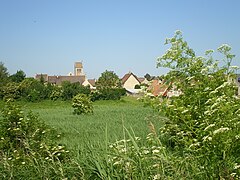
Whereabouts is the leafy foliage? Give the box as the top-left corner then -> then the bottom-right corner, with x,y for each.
0,62 -> 9,87
72,93 -> 93,115
96,70 -> 121,89
9,70 -> 26,83
61,81 -> 91,100
0,101 -> 83,179
94,70 -> 126,100
156,31 -> 240,178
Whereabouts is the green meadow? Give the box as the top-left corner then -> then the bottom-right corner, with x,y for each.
1,97 -> 162,157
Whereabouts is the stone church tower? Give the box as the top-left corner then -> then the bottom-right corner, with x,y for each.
74,62 -> 84,76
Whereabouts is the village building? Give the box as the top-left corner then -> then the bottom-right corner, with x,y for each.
35,62 -> 86,85
82,79 -> 96,90
121,72 -> 149,96
122,72 -> 146,89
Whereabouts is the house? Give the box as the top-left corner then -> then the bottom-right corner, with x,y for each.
148,79 -> 169,97
35,62 -> 86,85
148,79 -> 181,97
82,79 -> 96,89
122,72 -> 143,89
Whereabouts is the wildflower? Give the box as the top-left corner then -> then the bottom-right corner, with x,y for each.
153,174 -> 161,180
152,164 -> 159,168
113,160 -> 122,166
189,142 -> 200,148
22,162 -> 25,165
135,137 -> 141,141
182,109 -> 188,114
152,149 -> 160,154
202,136 -> 212,142
234,164 -> 240,170
142,150 -> 150,154
213,127 -> 230,135
204,124 -> 215,131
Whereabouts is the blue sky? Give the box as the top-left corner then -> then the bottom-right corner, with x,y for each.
1,0 -> 240,79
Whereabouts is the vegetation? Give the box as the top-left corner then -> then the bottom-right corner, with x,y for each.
0,100 -> 82,179
72,93 -> 93,115
96,70 -> 121,89
0,31 -> 239,179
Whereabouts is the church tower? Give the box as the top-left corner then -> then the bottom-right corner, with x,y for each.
74,62 -> 84,76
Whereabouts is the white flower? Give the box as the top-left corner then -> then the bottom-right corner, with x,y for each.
213,127 -> 230,135
202,136 -> 212,142
22,162 -> 25,165
152,149 -> 160,154
113,160 -> 122,166
142,150 -> 150,154
153,174 -> 161,180
204,124 -> 215,131
182,109 -> 188,114
234,164 -> 240,169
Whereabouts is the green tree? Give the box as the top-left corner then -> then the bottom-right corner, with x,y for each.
0,62 -> 9,86
10,70 -> 26,83
61,81 -> 91,100
96,70 -> 121,89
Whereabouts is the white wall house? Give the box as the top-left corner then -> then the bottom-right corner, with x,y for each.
122,72 -> 141,90
82,79 -> 96,89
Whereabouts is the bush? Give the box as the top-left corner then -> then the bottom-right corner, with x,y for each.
2,82 -> 20,101
0,101 -> 83,178
90,88 -> 126,101
61,81 -> 91,100
72,94 -> 93,115
155,31 -> 240,178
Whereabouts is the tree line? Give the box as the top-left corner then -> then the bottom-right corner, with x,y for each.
0,63 -> 126,102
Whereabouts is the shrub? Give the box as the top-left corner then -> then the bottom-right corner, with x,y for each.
90,88 -> 126,101
134,84 -> 141,89
0,100 -> 83,179
72,94 -> 93,115
155,31 -> 240,178
61,81 -> 91,100
2,82 -> 20,101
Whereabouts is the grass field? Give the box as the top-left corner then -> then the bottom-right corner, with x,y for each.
0,97 -> 163,159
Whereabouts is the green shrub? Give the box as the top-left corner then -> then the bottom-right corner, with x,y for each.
2,82 -> 20,101
0,101 -> 83,179
155,31 -> 240,178
50,87 -> 63,100
61,81 -> 91,100
90,88 -> 126,101
72,94 -> 93,115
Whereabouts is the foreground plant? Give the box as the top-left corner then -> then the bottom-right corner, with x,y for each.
0,100 -> 83,179
156,31 -> 240,178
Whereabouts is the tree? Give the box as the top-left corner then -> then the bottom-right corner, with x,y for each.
0,62 -> 9,86
61,81 -> 91,100
96,70 -> 121,89
10,70 -> 26,83
144,73 -> 152,81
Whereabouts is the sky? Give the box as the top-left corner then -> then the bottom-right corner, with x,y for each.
1,0 -> 240,79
